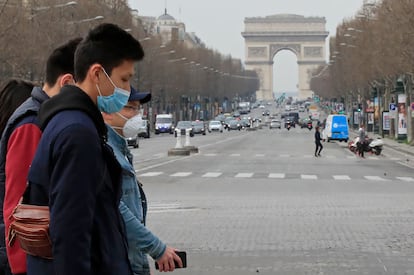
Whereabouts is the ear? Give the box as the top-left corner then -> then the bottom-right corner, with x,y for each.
89,64 -> 102,84
59,73 -> 75,87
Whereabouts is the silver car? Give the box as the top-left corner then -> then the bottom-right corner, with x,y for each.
269,119 -> 281,129
208,120 -> 223,133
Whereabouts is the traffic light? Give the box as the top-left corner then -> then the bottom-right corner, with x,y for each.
357,104 -> 362,112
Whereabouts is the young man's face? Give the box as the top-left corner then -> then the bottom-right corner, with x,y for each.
99,60 -> 135,96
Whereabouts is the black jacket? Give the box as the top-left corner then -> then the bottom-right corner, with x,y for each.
315,131 -> 322,143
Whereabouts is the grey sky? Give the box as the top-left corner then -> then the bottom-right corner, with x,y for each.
129,0 -> 364,94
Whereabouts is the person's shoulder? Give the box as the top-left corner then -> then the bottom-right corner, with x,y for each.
44,110 -> 99,138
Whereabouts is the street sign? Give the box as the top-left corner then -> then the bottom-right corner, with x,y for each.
389,103 -> 397,112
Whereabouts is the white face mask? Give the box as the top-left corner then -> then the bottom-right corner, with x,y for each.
114,113 -> 143,138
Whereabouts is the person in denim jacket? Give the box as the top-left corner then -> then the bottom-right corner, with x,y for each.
103,87 -> 183,275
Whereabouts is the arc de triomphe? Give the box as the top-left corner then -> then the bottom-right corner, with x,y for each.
242,14 -> 329,100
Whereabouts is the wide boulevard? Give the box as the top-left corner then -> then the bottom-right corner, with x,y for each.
131,105 -> 414,275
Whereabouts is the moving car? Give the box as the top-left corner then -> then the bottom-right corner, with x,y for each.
126,135 -> 139,148
137,119 -> 150,138
191,121 -> 206,135
208,120 -> 224,132
174,121 -> 194,137
323,114 -> 349,142
269,119 -> 281,129
155,114 -> 174,134
227,119 -> 241,131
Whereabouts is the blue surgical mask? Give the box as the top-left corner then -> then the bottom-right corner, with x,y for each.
96,68 -> 130,113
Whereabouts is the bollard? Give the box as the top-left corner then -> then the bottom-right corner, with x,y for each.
175,128 -> 183,149
184,128 -> 191,147
183,128 -> 199,153
167,129 -> 190,156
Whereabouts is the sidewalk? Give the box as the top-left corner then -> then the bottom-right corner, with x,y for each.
349,129 -> 414,156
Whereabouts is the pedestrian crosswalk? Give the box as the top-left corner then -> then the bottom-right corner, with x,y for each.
161,152 -> 386,160
137,171 -> 414,182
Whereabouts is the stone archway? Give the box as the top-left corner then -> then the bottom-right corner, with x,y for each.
242,14 -> 329,100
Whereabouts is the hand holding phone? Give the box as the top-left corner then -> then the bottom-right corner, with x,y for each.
155,250 -> 187,270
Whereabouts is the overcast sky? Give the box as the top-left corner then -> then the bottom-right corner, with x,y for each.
129,0 -> 365,94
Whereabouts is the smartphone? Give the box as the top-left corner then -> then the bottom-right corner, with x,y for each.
155,251 -> 187,270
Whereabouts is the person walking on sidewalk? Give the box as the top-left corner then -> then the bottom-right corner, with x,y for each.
314,126 -> 323,157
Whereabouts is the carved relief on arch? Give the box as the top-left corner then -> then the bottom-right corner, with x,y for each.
304,46 -> 323,57
248,47 -> 267,58
270,44 -> 301,58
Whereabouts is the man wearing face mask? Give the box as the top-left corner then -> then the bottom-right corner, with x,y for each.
26,24 -> 142,275
103,87 -> 183,274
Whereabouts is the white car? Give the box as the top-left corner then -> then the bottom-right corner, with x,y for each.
208,120 -> 224,133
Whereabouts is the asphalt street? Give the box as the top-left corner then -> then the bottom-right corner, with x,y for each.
132,107 -> 414,275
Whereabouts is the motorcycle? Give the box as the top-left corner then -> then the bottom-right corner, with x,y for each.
286,121 -> 291,131
348,136 -> 384,155
307,121 -> 313,131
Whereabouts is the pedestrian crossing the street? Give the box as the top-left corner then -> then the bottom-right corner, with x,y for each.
138,170 -> 414,182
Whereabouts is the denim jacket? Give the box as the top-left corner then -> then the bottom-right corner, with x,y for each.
106,126 -> 166,275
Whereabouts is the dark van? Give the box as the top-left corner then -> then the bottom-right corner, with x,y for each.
288,112 -> 299,124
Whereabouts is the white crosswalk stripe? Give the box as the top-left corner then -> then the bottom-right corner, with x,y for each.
268,173 -> 285,179
140,172 -> 163,177
235,173 -> 254,178
333,175 -> 351,180
396,177 -> 414,182
170,172 -> 192,177
364,176 -> 388,181
202,172 -> 222,178
301,175 -> 318,180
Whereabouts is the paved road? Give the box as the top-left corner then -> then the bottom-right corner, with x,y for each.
132,109 -> 414,274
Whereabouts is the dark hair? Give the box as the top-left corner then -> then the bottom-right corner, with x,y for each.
45,37 -> 82,86
0,79 -> 35,135
74,23 -> 144,82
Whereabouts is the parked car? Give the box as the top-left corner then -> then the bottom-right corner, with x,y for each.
191,120 -> 206,135
208,120 -> 224,132
269,119 -> 282,129
174,121 -> 194,137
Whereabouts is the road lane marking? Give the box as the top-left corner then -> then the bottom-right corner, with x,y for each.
364,176 -> 387,181
255,154 -> 265,157
202,172 -> 222,178
235,173 -> 253,178
280,154 -> 290,158
140,172 -> 163,177
333,175 -> 351,180
268,173 -> 285,179
396,177 -> 414,182
204,153 -> 218,157
301,175 -> 318,180
230,153 -> 241,157
170,172 -> 192,177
